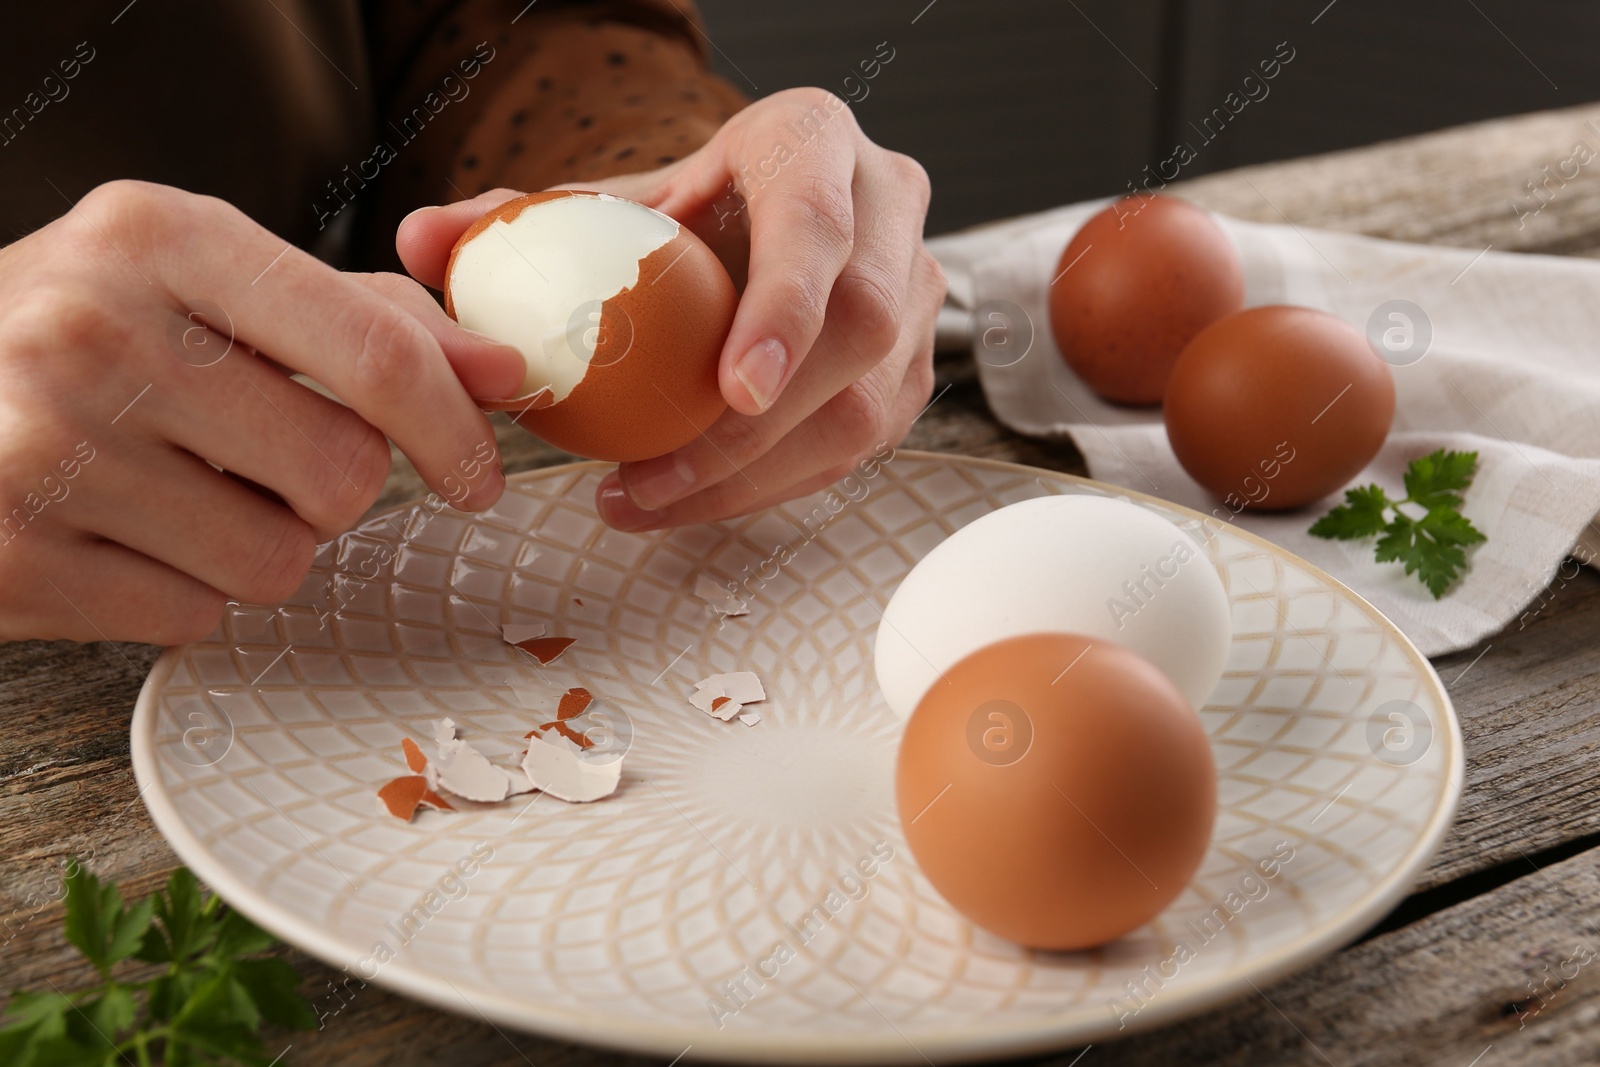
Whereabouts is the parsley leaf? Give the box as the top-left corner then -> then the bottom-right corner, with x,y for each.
1,861 -> 315,1067
1308,483 -> 1390,539
1403,448 -> 1479,511
61,860 -> 152,977
1309,449 -> 1486,598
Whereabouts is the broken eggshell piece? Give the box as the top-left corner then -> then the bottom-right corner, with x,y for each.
515,636 -> 576,665
693,574 -> 749,617
444,190 -> 737,463
432,719 -> 512,803
697,672 -> 765,704
520,732 -> 622,803
689,671 -> 766,722
377,775 -> 455,821
501,622 -> 546,645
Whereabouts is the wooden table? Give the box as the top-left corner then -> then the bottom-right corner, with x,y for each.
8,103 -> 1600,1065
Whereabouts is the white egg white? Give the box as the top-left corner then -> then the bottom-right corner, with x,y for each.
874,495 -> 1232,716
448,194 -> 679,402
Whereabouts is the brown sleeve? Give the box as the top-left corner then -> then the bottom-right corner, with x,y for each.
353,0 -> 749,273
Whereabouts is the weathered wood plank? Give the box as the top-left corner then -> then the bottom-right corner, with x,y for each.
1177,101 -> 1600,259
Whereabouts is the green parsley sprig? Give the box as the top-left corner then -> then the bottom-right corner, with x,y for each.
1310,448 -> 1487,598
0,861 -> 315,1066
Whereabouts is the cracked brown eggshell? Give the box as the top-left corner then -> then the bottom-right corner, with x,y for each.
445,190 -> 737,462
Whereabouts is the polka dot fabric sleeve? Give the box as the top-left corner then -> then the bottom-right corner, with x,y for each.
355,0 -> 747,272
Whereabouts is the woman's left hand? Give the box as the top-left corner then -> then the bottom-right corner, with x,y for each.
397,87 -> 945,530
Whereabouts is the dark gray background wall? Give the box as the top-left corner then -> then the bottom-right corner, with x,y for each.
693,0 -> 1595,235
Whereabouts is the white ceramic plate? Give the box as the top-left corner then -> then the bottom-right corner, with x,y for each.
131,451 -> 1462,1064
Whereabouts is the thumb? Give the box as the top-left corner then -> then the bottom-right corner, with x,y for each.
395,187 -> 523,291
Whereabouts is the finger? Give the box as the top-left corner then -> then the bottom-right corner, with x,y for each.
10,535 -> 226,646
549,164 -> 684,205
127,189 -> 503,510
614,235 -> 936,512
347,272 -> 526,400
395,187 -> 523,289
70,437 -> 318,606
598,338 -> 933,530
134,335 -> 392,543
714,106 -> 859,415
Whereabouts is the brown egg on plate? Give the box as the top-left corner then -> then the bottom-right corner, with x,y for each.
1048,195 -> 1244,405
445,190 -> 737,462
1164,305 -> 1396,511
896,632 -> 1216,951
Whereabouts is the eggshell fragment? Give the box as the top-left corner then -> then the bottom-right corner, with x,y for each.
378,776 -> 427,820
433,721 -> 512,803
738,712 -> 761,727
445,190 -> 736,462
688,687 -> 725,715
500,766 -> 538,797
694,575 -> 749,617
520,734 -> 622,803
378,776 -> 455,821
401,737 -> 428,774
502,622 -> 546,645
697,672 -> 764,704
687,671 -> 765,723
420,787 -> 455,811
544,722 -> 596,749
555,687 -> 593,719
516,636 -> 576,664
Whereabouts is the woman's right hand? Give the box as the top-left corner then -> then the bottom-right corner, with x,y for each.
0,180 -> 526,645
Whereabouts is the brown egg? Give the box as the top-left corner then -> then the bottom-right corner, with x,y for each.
1048,195 -> 1244,405
445,190 -> 736,462
896,632 -> 1215,950
1164,305 -> 1395,511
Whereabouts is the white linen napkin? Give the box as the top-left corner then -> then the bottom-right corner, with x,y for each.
927,201 -> 1600,657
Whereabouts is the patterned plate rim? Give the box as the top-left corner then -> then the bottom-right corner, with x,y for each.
130,451 -> 1464,1064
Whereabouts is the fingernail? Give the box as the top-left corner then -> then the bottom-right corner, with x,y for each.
461,463 -> 506,512
733,338 -> 788,412
400,204 -> 442,228
598,474 -> 663,531
621,452 -> 697,511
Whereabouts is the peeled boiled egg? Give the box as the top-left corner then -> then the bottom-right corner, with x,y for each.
1164,305 -> 1395,511
897,632 -> 1216,949
874,495 -> 1231,717
1048,195 -> 1243,405
445,190 -> 737,462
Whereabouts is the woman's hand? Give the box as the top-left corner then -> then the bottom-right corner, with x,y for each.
398,87 -> 945,530
0,180 -> 525,644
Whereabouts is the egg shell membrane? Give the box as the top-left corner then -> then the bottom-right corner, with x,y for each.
896,632 -> 1216,950
1164,305 -> 1395,511
447,190 -> 735,463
